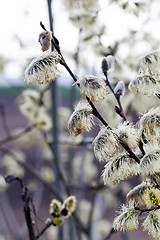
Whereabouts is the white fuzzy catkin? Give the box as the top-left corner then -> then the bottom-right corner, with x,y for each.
139,107 -> 160,143
102,155 -> 140,186
129,75 -> 159,96
129,51 -> 160,96
142,210 -> 160,240
62,196 -> 77,218
138,51 -> 160,77
114,122 -> 139,150
140,149 -> 160,176
24,51 -> 61,85
68,100 -> 94,136
114,81 -> 125,96
93,127 -> 121,162
126,182 -> 151,207
113,202 -> 141,232
102,55 -> 115,73
73,75 -> 109,101
143,187 -> 160,208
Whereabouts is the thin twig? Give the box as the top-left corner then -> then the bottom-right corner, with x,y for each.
0,124 -> 35,146
4,176 -> 36,240
117,138 -> 140,164
24,200 -> 36,240
87,193 -> 97,239
40,131 -> 89,236
138,140 -> 145,156
135,205 -> 160,213
69,183 -> 106,192
36,221 -> 55,239
40,21 -> 109,128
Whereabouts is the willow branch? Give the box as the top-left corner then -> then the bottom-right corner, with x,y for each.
40,21 -> 109,127
24,201 -> 36,240
4,176 -> 36,240
138,140 -> 145,156
36,221 -> 55,239
40,22 -> 141,165
135,205 -> 160,213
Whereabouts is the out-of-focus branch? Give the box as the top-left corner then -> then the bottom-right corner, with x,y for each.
0,146 -> 63,201
40,21 -> 109,128
0,103 -> 11,137
4,176 -> 36,240
40,131 -> 89,236
69,183 -> 106,192
0,124 -> 35,146
135,205 -> 160,213
87,193 -> 97,239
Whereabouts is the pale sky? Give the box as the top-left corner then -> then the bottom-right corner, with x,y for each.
1,0 -> 160,86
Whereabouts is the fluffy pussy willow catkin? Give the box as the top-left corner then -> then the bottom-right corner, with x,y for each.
142,210 -> 160,240
72,75 -> 109,101
114,80 -> 125,96
24,51 -> 61,85
102,155 -> 140,186
138,51 -> 160,77
114,122 -> 139,150
140,149 -> 160,177
61,196 -> 77,218
129,51 -> 160,96
92,127 -> 122,162
126,182 -> 151,207
128,75 -> 160,96
143,187 -> 160,208
138,107 -> 160,143
113,202 -> 141,232
68,100 -> 94,136
49,199 -> 62,217
148,173 -> 160,187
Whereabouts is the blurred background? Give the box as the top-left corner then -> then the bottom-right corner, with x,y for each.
1,0 -> 160,239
